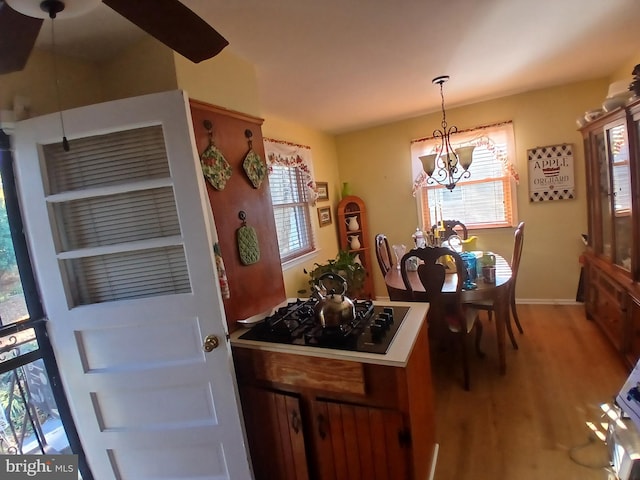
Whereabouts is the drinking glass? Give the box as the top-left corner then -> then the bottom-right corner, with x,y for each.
392,244 -> 407,270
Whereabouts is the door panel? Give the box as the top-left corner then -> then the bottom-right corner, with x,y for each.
239,386 -> 309,480
12,91 -> 252,479
314,400 -> 409,480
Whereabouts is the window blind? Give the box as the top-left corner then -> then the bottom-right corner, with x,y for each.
41,125 -> 191,306
269,164 -> 314,262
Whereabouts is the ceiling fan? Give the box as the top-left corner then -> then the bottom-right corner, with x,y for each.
0,0 -> 229,74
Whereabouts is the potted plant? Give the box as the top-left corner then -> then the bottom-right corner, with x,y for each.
304,250 -> 366,298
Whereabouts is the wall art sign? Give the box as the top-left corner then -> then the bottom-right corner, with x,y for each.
527,143 -> 574,202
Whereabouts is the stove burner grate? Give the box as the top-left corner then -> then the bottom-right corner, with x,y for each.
238,298 -> 409,354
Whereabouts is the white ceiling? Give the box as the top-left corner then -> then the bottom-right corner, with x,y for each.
31,0 -> 640,134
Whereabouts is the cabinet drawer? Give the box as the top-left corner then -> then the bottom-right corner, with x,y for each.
627,298 -> 640,365
233,348 -> 366,395
594,274 -> 627,350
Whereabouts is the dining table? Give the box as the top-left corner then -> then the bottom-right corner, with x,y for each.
384,252 -> 512,375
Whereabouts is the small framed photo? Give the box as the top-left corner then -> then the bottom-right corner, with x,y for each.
317,206 -> 332,227
316,182 -> 329,201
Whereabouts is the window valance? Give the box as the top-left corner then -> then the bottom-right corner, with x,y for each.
264,137 -> 318,204
410,121 -> 519,196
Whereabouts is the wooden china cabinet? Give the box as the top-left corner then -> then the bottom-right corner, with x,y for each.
336,195 -> 374,299
580,98 -> 640,367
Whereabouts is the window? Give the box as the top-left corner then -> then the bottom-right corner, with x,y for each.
264,138 -> 317,264
411,121 -> 518,230
269,164 -> 314,262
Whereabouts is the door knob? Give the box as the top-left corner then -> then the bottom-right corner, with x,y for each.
203,334 -> 220,352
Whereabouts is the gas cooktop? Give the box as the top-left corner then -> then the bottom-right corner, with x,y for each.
238,298 -> 409,354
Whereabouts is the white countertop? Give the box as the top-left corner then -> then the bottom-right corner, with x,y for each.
229,300 -> 428,368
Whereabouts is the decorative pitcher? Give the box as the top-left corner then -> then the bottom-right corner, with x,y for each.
345,216 -> 359,231
412,227 -> 426,248
348,235 -> 361,250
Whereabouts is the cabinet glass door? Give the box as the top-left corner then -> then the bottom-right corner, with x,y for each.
595,130 -> 613,259
608,124 -> 632,271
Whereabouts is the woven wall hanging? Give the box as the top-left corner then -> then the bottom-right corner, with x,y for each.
200,119 -> 232,191
236,211 -> 260,265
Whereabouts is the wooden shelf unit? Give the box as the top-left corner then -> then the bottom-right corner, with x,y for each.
336,195 -> 374,299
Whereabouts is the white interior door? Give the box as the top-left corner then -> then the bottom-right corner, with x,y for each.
11,91 -> 253,480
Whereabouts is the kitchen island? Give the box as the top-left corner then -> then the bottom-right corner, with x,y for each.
230,301 -> 436,480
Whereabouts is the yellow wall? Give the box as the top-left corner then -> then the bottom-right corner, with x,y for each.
0,49 -> 104,117
610,55 -> 639,83
335,78 -> 610,301
174,50 -> 262,119
261,115 -> 342,297
100,37 -> 177,102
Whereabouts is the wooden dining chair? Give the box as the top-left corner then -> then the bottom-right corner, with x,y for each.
469,222 -> 525,349
375,233 -> 393,276
400,246 -> 484,390
431,219 -> 468,240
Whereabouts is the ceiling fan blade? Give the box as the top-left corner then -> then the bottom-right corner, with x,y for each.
0,1 -> 43,74
103,0 -> 228,63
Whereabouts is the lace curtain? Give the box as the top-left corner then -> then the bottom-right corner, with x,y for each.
410,121 -> 519,196
263,137 -> 318,204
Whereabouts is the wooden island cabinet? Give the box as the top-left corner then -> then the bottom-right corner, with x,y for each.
580,98 -> 640,367
230,302 -> 436,480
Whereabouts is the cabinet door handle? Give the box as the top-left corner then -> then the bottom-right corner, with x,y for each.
398,427 -> 412,447
317,414 -> 327,440
291,409 -> 301,435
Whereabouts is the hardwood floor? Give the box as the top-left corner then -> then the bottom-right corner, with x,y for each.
430,304 -> 628,480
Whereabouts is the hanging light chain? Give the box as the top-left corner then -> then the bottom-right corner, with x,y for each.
439,80 -> 447,130
49,5 -> 70,151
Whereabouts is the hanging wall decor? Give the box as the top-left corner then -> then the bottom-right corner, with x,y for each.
242,129 -> 267,189
236,211 -> 260,265
527,143 -> 574,202
200,119 -> 232,190
316,182 -> 329,201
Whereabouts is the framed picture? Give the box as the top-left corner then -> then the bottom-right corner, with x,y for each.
316,182 -> 329,201
527,144 -> 575,202
317,206 -> 332,227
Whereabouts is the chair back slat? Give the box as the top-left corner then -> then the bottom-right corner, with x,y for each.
375,233 -> 393,276
510,222 -> 525,285
399,246 -> 465,302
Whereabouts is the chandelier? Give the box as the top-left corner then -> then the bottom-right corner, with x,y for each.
419,75 -> 475,191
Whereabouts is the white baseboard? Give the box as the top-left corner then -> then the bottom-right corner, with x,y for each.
515,298 -> 582,305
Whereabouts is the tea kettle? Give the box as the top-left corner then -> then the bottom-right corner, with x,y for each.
461,235 -> 478,252
312,272 -> 355,328
447,234 -> 478,252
